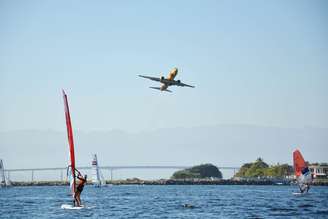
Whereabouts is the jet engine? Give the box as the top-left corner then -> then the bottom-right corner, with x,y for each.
177,80 -> 181,83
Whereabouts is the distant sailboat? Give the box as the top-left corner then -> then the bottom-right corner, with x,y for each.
0,159 -> 11,187
91,154 -> 103,187
293,149 -> 312,194
0,159 -> 5,187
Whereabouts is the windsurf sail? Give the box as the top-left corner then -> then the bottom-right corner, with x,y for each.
293,149 -> 306,177
62,90 -> 76,198
293,149 -> 312,193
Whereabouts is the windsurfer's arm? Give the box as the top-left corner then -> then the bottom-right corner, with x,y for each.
74,168 -> 82,176
77,175 -> 84,180
77,173 -> 86,181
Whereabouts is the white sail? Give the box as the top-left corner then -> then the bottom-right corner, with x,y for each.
0,159 -> 5,187
298,167 -> 312,185
0,159 -> 10,187
91,154 -> 103,186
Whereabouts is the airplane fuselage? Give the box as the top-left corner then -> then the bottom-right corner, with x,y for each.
138,67 -> 194,92
166,67 -> 178,81
160,68 -> 178,90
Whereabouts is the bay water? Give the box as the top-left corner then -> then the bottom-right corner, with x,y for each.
0,185 -> 327,218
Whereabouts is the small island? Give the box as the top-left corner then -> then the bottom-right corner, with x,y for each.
171,163 -> 223,179
234,157 -> 293,178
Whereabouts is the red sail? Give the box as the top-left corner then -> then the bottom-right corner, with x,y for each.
62,90 -> 76,196
293,149 -> 306,177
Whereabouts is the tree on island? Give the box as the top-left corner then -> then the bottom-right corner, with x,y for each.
235,158 -> 293,178
265,164 -> 293,177
171,164 -> 223,179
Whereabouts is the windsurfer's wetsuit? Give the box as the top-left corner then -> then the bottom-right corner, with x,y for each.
77,176 -> 86,192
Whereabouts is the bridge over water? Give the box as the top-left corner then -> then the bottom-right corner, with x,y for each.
4,165 -> 240,182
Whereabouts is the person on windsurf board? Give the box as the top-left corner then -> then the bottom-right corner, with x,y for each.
74,169 -> 87,207
62,90 -> 87,209
293,149 -> 313,194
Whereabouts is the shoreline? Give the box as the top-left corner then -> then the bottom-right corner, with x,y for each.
5,178 -> 328,187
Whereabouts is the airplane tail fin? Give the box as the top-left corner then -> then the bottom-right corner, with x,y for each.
149,87 -> 172,93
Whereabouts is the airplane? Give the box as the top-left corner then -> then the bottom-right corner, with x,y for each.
138,67 -> 195,92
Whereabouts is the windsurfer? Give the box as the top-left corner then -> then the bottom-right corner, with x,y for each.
74,170 -> 87,207
298,167 -> 312,193
293,150 -> 313,194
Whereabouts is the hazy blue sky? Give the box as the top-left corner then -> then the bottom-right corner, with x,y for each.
1,0 -> 327,132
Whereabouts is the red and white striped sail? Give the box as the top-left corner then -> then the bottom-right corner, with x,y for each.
62,90 -> 76,197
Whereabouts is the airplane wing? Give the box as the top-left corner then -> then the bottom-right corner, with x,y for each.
176,82 -> 195,88
138,75 -> 161,82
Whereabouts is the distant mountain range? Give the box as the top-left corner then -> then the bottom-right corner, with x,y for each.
0,125 -> 327,170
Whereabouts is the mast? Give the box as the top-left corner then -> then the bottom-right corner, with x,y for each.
62,90 -> 76,197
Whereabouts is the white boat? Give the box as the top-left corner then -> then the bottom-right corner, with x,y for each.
91,154 -> 106,186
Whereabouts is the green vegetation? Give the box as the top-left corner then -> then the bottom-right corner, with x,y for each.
171,164 -> 222,179
235,158 -> 293,178
265,164 -> 294,177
